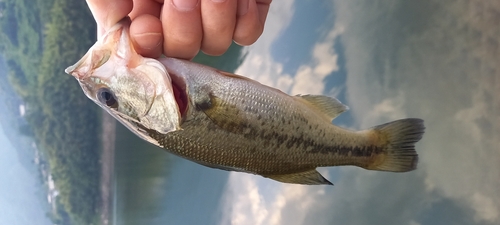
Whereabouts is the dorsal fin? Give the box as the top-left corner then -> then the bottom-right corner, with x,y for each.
264,169 -> 333,185
217,70 -> 255,81
295,94 -> 349,122
217,70 -> 290,96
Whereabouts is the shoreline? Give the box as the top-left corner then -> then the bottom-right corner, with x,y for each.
99,111 -> 116,225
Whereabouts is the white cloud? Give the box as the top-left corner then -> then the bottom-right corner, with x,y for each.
336,0 -> 500,223
235,1 -> 294,88
290,25 -> 343,95
236,4 -> 344,97
472,192 -> 499,223
408,221 -> 421,225
223,174 -> 267,225
221,1 -> 346,224
220,2 -> 297,223
221,0 -> 500,225
357,94 -> 407,128
220,173 -> 328,225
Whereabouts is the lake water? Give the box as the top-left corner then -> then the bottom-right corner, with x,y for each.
112,123 -> 230,225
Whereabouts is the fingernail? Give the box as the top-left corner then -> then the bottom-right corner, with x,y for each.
237,0 -> 249,16
211,0 -> 227,3
172,0 -> 199,11
133,33 -> 162,50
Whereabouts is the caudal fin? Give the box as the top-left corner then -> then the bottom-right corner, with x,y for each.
367,118 -> 425,172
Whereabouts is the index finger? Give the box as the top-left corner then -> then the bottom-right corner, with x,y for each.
86,0 -> 133,36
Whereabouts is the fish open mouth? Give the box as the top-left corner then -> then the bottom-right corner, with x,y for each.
169,72 -> 188,117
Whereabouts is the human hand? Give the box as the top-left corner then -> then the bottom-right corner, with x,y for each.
86,0 -> 271,60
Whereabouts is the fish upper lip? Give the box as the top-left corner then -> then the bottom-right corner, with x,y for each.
65,53 -> 90,79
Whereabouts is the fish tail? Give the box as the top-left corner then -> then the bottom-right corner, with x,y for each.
365,118 -> 425,172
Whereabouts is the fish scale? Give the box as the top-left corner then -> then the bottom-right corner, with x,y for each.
66,18 -> 425,185
151,63 -> 387,174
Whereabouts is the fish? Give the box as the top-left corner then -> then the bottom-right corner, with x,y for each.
65,17 -> 425,185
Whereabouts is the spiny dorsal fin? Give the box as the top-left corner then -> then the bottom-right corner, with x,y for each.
218,70 -> 255,81
217,70 -> 291,96
295,94 -> 349,122
265,169 -> 333,185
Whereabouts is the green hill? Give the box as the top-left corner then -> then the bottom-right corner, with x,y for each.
0,0 -> 100,224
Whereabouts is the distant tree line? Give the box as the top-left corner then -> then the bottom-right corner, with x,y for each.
0,0 -> 102,224
0,0 -> 249,223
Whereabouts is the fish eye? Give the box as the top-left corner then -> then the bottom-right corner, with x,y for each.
97,88 -> 118,108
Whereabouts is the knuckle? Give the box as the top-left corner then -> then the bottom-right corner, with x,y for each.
234,23 -> 263,45
201,39 -> 232,56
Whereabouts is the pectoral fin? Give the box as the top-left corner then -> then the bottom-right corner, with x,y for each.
195,90 -> 251,134
264,169 -> 333,185
295,94 -> 348,123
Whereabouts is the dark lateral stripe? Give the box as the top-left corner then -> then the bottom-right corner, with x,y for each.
308,144 -> 383,157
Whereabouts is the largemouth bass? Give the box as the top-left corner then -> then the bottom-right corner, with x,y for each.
66,18 -> 425,185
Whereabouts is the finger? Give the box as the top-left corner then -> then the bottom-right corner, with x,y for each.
256,0 -> 271,26
233,0 -> 271,45
162,0 -> 203,59
86,0 -> 133,31
129,0 -> 164,58
200,0 -> 237,56
130,14 -> 163,58
129,0 -> 163,20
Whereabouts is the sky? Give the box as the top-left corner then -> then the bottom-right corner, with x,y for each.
217,0 -> 500,225
0,54 -> 50,225
0,122 -> 51,225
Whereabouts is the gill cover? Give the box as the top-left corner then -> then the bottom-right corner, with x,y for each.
133,58 -> 182,134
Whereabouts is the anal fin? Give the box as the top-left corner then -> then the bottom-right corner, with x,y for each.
265,169 -> 333,185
